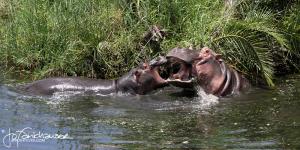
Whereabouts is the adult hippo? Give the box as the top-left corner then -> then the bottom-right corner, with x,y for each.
19,57 -> 168,96
192,47 -> 250,96
165,47 -> 198,88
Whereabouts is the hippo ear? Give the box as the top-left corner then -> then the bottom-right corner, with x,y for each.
215,54 -> 223,62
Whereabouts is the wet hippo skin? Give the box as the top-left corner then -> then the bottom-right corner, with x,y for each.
193,47 -> 250,96
19,58 -> 168,96
163,47 -> 250,96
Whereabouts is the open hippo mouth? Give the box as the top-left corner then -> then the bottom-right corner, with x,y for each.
162,47 -> 199,88
151,65 -> 168,85
164,58 -> 195,88
148,56 -> 169,85
148,55 -> 196,89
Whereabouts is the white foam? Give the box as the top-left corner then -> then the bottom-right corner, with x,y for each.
50,83 -> 114,92
193,86 -> 219,110
50,91 -> 83,100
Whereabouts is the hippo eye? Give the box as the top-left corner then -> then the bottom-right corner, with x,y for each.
205,50 -> 209,53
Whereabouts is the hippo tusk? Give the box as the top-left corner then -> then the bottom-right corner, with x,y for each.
166,78 -> 195,88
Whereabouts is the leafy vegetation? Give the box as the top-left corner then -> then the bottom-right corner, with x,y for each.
0,0 -> 299,86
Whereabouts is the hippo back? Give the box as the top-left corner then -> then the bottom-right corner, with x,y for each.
166,47 -> 198,64
19,77 -> 116,96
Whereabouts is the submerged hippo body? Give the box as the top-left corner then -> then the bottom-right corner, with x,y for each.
193,47 -> 250,96
22,77 -> 116,96
20,58 -> 168,96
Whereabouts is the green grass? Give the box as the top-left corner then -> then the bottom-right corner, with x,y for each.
0,0 -> 299,86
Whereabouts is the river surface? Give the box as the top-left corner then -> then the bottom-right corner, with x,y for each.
0,75 -> 300,150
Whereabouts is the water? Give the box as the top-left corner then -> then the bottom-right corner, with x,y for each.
0,75 -> 300,149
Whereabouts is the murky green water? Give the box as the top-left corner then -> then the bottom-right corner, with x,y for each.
0,75 -> 300,149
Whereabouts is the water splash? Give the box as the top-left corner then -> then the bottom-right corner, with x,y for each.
14,91 -> 83,105
193,86 -> 219,110
50,91 -> 83,101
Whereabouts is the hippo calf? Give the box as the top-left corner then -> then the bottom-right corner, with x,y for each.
19,57 -> 168,96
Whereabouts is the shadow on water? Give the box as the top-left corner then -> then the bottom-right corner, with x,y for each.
0,75 -> 300,149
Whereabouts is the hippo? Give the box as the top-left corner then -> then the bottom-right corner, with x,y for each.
164,47 -> 249,97
19,57 -> 168,96
192,47 -> 250,96
165,47 -> 199,88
